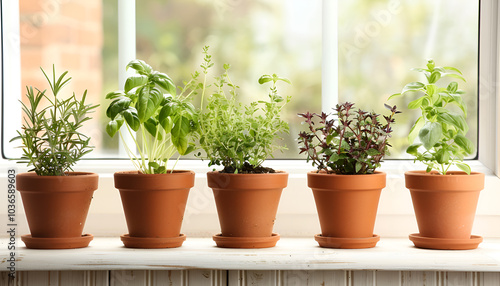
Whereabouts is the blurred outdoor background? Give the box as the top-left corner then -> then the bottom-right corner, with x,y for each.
17,0 -> 478,160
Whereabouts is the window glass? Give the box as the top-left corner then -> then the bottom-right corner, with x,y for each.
136,0 -> 322,159
338,0 -> 479,158
10,0 -> 479,160
17,0 -> 117,158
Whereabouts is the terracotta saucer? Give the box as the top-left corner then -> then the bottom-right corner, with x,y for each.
120,234 -> 186,248
21,234 -> 93,249
213,233 -> 280,248
314,234 -> 380,249
409,233 -> 483,250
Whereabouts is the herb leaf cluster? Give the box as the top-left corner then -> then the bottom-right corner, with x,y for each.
390,60 -> 474,174
196,48 -> 291,173
298,102 -> 400,174
11,67 -> 99,176
105,60 -> 199,174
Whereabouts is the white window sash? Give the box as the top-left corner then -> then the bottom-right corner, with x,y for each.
117,0 -> 137,158
322,0 -> 339,112
478,0 -> 500,175
2,0 -> 22,159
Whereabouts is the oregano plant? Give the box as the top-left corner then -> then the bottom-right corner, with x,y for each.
196,47 -> 291,174
105,60 -> 199,174
11,66 -> 99,176
389,59 -> 474,175
298,102 -> 400,174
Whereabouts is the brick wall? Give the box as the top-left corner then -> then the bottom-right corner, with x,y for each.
19,0 -> 104,152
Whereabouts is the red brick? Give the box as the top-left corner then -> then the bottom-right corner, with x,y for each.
60,51 -> 82,70
78,27 -> 103,47
21,47 -> 44,70
41,24 -> 77,45
19,21 -> 44,46
60,2 -> 87,22
86,6 -> 102,24
19,0 -> 44,14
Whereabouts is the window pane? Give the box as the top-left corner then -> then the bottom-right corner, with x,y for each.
338,0 -> 479,158
11,0 -> 479,161
136,0 -> 322,159
17,0 -> 117,158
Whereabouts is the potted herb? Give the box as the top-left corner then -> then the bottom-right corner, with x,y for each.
390,60 -> 484,250
298,102 -> 400,248
196,48 -> 291,248
11,67 -> 99,249
105,60 -> 198,248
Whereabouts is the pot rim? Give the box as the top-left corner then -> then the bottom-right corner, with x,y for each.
207,170 -> 288,189
114,170 -> 195,177
405,170 -> 485,191
307,170 -> 386,177
114,170 -> 195,190
16,172 -> 98,193
207,170 -> 288,176
17,171 -> 98,178
307,171 -> 386,190
405,170 -> 484,177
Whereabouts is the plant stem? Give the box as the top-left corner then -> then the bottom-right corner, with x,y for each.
200,72 -> 208,112
118,130 -> 141,171
170,156 -> 181,173
125,124 -> 146,173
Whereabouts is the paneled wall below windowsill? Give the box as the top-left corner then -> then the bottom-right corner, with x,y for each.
2,270 -> 500,286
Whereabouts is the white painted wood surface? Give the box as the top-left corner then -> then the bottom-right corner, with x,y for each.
2,237 -> 500,272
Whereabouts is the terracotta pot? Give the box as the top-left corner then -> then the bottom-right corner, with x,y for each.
16,172 -> 98,249
207,171 -> 287,248
308,171 -> 385,248
405,170 -> 485,240
114,170 -> 194,248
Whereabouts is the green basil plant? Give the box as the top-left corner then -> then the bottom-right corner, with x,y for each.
390,59 -> 474,174
105,60 -> 198,174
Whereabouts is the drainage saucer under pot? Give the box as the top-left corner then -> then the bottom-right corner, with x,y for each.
120,234 -> 186,248
21,234 -> 93,249
213,233 -> 280,248
314,234 -> 380,249
409,233 -> 482,250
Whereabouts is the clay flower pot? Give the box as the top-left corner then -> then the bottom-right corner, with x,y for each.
16,172 -> 98,249
207,171 -> 288,248
405,170 -> 485,250
114,170 -> 194,248
308,171 -> 386,249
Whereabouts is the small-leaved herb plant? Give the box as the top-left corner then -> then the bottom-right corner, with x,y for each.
389,60 -> 474,175
11,66 -> 99,176
196,47 -> 291,174
105,60 -> 199,174
298,102 -> 400,174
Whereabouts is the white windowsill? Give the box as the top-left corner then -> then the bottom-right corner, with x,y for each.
1,159 -> 500,238
2,237 -> 500,272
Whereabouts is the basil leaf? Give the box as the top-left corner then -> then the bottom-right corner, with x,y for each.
418,121 -> 442,150
454,134 -> 474,154
106,97 -> 131,120
122,107 -> 140,131
124,75 -> 148,93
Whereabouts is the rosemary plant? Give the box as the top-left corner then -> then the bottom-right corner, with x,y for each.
11,66 -> 99,176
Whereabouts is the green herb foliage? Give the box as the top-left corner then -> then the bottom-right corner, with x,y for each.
389,60 -> 474,175
105,60 -> 199,174
196,47 -> 291,173
11,67 -> 99,176
298,102 -> 400,174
